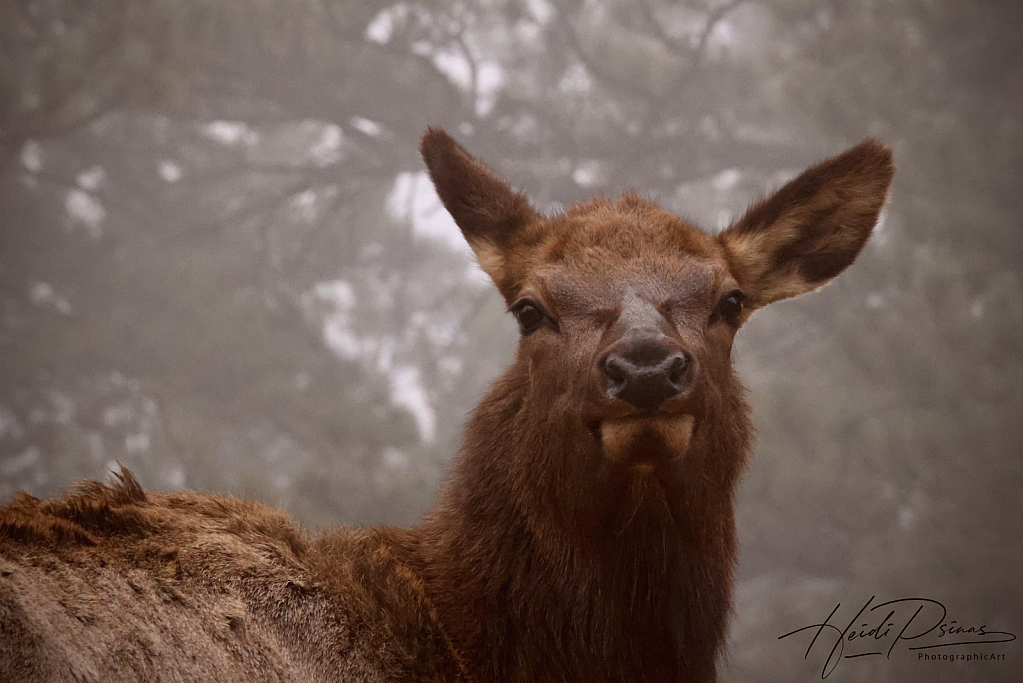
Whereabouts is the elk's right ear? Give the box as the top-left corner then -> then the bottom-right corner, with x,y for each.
420,128 -> 537,285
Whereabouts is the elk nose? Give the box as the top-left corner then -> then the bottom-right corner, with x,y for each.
599,341 -> 692,411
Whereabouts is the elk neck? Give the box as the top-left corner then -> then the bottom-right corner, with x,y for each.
411,356 -> 753,681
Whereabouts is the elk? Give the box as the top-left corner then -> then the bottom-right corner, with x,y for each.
0,129 -> 893,682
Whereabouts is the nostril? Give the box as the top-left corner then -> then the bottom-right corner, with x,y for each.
602,357 -> 629,385
666,353 -> 691,388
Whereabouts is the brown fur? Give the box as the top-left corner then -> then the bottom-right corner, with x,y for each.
0,130 -> 893,682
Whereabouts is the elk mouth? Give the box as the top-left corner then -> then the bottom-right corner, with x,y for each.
588,412 -> 695,468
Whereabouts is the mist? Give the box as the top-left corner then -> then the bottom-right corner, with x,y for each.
1,1 -> 1020,680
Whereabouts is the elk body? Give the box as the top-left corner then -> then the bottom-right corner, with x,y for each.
0,130 -> 893,682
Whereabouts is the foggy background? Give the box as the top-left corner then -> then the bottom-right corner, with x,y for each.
1,1 -> 1020,681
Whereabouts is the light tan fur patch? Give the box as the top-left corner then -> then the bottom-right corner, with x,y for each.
601,414 -> 695,466
469,238 -> 506,283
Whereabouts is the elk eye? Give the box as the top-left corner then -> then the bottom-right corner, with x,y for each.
714,290 -> 746,327
511,300 -> 546,335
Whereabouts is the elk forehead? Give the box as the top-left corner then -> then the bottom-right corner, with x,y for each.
530,256 -> 726,324
538,195 -> 722,262
509,198 -> 735,314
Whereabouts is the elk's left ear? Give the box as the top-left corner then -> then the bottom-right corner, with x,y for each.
719,139 -> 894,306
420,127 -> 538,285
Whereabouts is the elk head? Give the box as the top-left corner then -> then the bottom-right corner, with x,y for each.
421,128 -> 893,532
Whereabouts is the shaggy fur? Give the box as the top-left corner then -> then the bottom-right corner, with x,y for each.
0,129 -> 893,682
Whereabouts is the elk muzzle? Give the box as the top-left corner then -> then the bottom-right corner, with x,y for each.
595,333 -> 697,466
599,339 -> 692,412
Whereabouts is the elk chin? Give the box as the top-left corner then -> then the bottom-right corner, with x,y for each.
599,414 -> 695,471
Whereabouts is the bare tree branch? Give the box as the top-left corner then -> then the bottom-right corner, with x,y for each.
636,0 -> 694,62
694,0 -> 747,67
